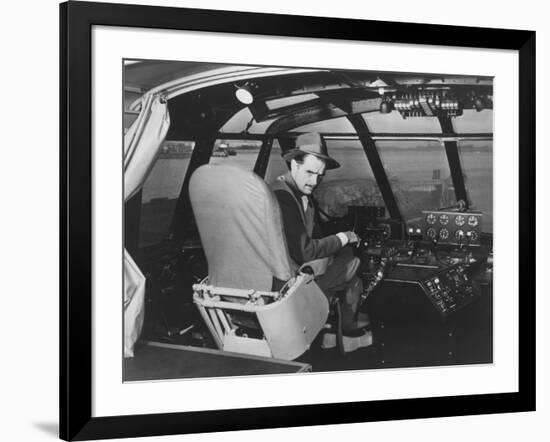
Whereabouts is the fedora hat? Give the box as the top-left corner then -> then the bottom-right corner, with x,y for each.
282,132 -> 340,170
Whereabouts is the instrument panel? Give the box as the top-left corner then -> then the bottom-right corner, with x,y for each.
421,263 -> 478,317
422,210 -> 482,245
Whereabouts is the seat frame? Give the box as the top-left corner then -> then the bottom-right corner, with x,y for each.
193,269 -> 329,360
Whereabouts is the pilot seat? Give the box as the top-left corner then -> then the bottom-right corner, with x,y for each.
190,164 -> 330,361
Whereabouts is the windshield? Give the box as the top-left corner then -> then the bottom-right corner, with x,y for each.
285,117 -> 383,217
138,115 -> 492,249
209,139 -> 262,169
375,139 -> 492,233
376,140 -> 454,224
457,140 -> 493,232
314,139 -> 383,218
366,110 -> 492,233
265,137 -> 383,219
138,140 -> 193,247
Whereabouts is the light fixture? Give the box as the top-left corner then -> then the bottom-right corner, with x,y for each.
235,83 -> 255,105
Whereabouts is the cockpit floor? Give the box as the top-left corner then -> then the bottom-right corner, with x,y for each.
132,290 -> 491,380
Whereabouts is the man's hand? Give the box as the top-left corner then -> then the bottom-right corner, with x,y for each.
336,231 -> 361,247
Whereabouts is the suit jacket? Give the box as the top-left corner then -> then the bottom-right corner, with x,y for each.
271,172 -> 342,266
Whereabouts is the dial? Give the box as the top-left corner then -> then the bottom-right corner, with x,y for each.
468,215 -> 479,227
439,228 -> 450,240
467,230 -> 479,241
439,214 -> 450,225
426,213 -> 437,225
455,215 -> 466,226
455,229 -> 465,240
426,227 -> 437,239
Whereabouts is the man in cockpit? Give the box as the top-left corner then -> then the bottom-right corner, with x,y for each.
271,132 -> 372,350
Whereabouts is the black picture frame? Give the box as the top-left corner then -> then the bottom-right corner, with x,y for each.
60,1 -> 536,440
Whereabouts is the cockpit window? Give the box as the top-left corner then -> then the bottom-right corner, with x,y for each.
139,140 -> 194,247
364,112 -> 442,134
264,137 -> 383,218
314,139 -> 383,218
376,140 -> 454,225
208,139 -> 262,170
457,140 -> 493,232
282,118 -> 383,217
452,109 -> 493,133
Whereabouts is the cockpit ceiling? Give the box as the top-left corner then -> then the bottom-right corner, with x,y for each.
124,60 -> 493,91
124,61 -> 493,140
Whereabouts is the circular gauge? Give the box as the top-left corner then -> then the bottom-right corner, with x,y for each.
455,215 -> 466,226
455,229 -> 465,240
439,228 -> 450,240
467,230 -> 479,241
426,227 -> 437,239
439,214 -> 449,225
468,215 -> 479,227
426,213 -> 437,225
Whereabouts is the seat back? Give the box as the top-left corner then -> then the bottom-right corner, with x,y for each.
190,164 -> 293,291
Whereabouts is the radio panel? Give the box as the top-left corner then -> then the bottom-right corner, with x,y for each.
421,263 -> 478,316
422,210 -> 482,245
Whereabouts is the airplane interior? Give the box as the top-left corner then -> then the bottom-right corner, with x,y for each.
123,61 -> 493,380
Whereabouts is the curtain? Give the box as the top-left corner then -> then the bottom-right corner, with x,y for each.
123,94 -> 170,357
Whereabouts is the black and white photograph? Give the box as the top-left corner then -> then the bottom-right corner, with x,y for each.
2,0 -> 547,437
123,60 -> 494,381
51,1 -> 538,440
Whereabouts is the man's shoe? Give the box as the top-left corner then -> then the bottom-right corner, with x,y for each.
321,328 -> 373,352
341,328 -> 373,352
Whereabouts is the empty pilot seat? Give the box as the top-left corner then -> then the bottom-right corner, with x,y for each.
189,164 -> 329,360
